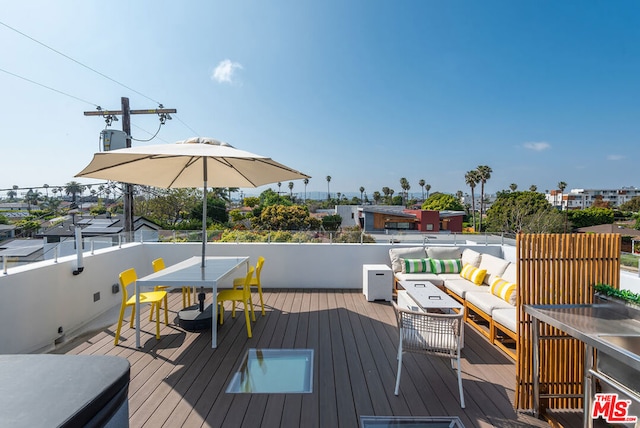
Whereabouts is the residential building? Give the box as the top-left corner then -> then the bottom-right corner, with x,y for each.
546,187 -> 640,209
358,205 -> 464,233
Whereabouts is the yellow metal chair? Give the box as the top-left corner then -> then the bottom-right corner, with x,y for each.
152,258 -> 193,309
232,256 -> 266,316
114,268 -> 168,346
217,266 -> 256,338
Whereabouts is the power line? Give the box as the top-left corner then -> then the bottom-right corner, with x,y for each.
0,67 -> 99,107
0,20 -> 162,105
1,20 -> 202,138
173,114 -> 200,136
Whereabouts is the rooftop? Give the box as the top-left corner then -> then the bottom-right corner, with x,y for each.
53,288 -> 555,428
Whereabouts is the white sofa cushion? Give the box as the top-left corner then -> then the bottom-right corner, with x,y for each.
395,273 -> 444,286
466,291 -> 513,315
445,279 -> 489,299
438,273 -> 466,281
478,254 -> 510,286
389,247 -> 427,273
461,248 -> 482,268
501,263 -> 517,284
426,246 -> 461,260
492,308 -> 517,333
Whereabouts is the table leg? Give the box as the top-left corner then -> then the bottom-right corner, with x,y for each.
211,280 -> 217,349
584,345 -> 593,428
532,317 -> 540,417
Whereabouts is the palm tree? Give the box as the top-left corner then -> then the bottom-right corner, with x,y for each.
382,187 -> 390,204
456,190 -> 463,201
359,186 -> 365,204
509,183 -> 517,192
476,165 -> 492,233
558,181 -> 567,211
530,185 -> 538,192
418,179 -> 426,200
303,178 -> 309,203
25,189 -> 41,212
65,181 -> 85,207
425,184 -> 431,199
373,191 -> 381,204
389,189 -> 395,204
326,176 -> 331,201
288,182 -> 294,198
400,177 -> 410,206
465,170 -> 480,231
43,184 -> 49,198
7,189 -> 17,200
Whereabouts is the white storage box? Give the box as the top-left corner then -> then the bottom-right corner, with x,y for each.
363,264 -> 392,301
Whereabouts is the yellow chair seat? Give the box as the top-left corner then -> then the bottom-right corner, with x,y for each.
218,267 -> 256,338
114,268 -> 168,346
232,256 -> 265,316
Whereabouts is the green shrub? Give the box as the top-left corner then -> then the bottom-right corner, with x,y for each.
593,283 -> 640,304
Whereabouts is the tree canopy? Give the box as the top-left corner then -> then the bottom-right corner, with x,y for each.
485,191 -> 564,233
620,196 -> 640,212
421,193 -> 464,211
566,207 -> 614,229
134,188 -> 201,227
251,205 -> 320,230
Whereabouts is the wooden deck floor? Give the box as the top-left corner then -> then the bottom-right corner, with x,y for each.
56,289 -> 554,428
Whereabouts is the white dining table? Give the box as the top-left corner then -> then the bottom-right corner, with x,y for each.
134,256 -> 250,348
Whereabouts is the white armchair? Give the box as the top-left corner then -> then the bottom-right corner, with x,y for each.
392,301 -> 465,408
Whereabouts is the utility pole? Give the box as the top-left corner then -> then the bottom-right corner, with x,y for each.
84,97 -> 176,235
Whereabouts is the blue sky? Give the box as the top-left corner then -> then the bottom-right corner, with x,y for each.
1,1 -> 639,200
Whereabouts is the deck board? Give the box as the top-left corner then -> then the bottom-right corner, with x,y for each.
56,289 -> 555,428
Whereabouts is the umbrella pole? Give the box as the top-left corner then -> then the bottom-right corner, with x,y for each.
202,160 -> 207,268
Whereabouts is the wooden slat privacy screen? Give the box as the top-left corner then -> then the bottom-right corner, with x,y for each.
515,233 -> 620,410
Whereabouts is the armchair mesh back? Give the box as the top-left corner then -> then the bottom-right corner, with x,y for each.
392,301 -> 465,407
394,302 -> 463,357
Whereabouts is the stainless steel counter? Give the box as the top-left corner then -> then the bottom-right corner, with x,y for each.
525,303 -> 640,428
526,304 -> 640,370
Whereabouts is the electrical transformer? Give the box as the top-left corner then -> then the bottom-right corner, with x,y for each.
100,129 -> 128,151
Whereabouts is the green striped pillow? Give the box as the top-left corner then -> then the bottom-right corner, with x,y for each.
402,258 -> 433,273
429,258 -> 462,274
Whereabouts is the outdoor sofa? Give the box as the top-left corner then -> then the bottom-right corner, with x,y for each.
388,246 -> 517,359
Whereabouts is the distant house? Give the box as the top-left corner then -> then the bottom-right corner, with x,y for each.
0,239 -> 43,263
576,224 -> 640,253
36,214 -> 162,244
0,224 -> 15,241
576,224 -> 640,237
0,202 -> 31,220
358,206 -> 464,233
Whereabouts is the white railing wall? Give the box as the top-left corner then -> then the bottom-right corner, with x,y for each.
2,241 -> 636,355
0,243 -> 147,354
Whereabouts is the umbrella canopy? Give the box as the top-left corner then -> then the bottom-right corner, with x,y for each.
75,137 -> 309,188
76,137 -> 310,265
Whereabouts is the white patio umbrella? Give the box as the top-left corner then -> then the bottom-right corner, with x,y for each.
75,137 -> 310,266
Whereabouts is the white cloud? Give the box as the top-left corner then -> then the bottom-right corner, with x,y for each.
212,59 -> 243,83
523,141 -> 551,151
607,154 -> 625,161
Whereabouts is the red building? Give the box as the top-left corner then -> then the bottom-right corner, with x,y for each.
359,206 -> 464,233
